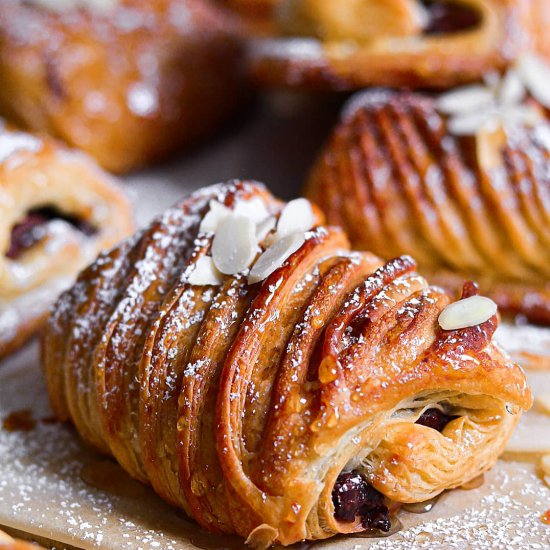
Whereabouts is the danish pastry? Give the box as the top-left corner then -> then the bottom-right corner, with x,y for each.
0,0 -> 245,173
305,84 -> 550,324
42,180 -> 530,546
0,123 -> 133,360
250,0 -> 550,90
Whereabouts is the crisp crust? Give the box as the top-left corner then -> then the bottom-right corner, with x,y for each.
41,180 -> 531,546
250,0 -> 550,90
305,89 -> 550,325
0,0 -> 246,173
0,126 -> 133,360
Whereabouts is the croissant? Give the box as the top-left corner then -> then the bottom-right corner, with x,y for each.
250,0 -> 550,90
0,0 -> 245,173
42,181 -> 531,547
305,85 -> 550,325
0,123 -> 133,360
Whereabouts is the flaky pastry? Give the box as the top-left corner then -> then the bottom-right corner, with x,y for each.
0,0 -> 245,173
42,180 -> 530,546
0,123 -> 133,360
305,88 -> 550,324
250,0 -> 550,90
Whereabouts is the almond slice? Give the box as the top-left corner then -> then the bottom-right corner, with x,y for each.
233,197 -> 270,225
256,216 -> 277,242
535,392 -> 550,415
447,110 -> 497,136
248,232 -> 305,285
517,53 -> 550,109
436,85 -> 495,116
276,198 -> 315,238
438,296 -> 497,331
211,214 -> 258,275
501,104 -> 541,127
187,256 -> 224,286
541,454 -> 550,475
200,200 -> 231,233
545,475 -> 550,489
498,69 -> 525,106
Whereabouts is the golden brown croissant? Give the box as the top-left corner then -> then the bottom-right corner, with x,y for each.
250,0 -> 550,90
42,181 -> 531,547
305,86 -> 550,325
0,0 -> 245,173
0,123 -> 133,360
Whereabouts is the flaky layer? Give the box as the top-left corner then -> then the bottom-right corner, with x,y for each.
42,181 -> 531,546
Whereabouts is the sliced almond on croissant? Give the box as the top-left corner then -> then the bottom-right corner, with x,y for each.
248,232 -> 305,284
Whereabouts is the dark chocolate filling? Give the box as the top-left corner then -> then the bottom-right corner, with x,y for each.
422,1 -> 481,35
332,471 -> 391,532
416,407 -> 457,432
6,206 -> 96,260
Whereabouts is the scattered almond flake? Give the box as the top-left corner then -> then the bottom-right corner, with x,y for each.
211,214 -> 258,275
248,232 -> 305,284
438,296 -> 497,331
436,85 -> 495,115
498,69 -> 525,105
187,256 -> 223,286
233,196 -> 270,224
275,198 -> 315,239
199,200 -> 231,233
516,52 -> 550,109
437,62 -> 549,136
541,455 -> 550,476
447,110 -> 499,136
256,216 -> 277,242
534,393 -> 550,415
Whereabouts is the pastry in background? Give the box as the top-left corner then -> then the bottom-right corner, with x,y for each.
305,65 -> 550,324
250,0 -> 550,90
42,180 -> 530,546
0,0 -> 246,174
0,123 -> 133,360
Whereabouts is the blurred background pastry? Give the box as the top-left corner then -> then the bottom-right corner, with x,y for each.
0,123 -> 133,360
0,0 -> 247,173
250,0 -> 550,90
305,75 -> 550,324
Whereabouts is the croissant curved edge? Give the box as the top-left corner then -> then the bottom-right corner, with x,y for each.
304,88 -> 550,325
41,180 -> 531,547
0,123 -> 133,360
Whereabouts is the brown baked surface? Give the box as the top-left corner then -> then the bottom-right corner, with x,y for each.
0,0 -> 246,173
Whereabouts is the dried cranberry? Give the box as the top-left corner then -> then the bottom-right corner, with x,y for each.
6,207 -> 96,259
416,408 -> 456,432
332,471 -> 391,532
